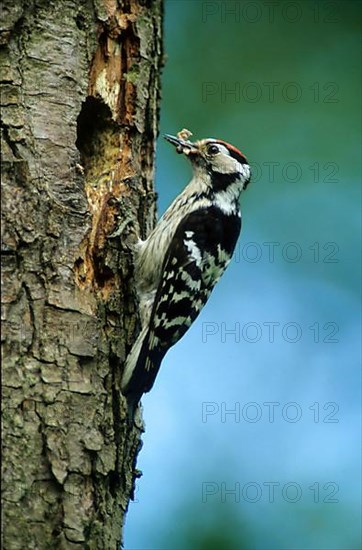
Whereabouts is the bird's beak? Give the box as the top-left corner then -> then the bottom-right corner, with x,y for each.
164,134 -> 199,155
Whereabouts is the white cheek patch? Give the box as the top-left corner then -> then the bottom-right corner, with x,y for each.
212,155 -> 239,174
217,158 -> 250,186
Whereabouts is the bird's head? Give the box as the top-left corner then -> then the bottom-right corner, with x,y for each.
164,134 -> 251,191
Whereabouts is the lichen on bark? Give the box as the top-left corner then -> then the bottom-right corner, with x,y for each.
1,0 -> 163,547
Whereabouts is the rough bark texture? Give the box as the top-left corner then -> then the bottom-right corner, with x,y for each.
1,0 -> 163,547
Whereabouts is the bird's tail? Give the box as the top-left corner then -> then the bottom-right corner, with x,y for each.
121,326 -> 148,395
121,325 -> 166,423
121,325 -> 152,423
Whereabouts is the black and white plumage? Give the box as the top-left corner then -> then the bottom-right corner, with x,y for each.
121,133 -> 251,417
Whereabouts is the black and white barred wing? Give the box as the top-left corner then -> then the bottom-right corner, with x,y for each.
122,208 -> 241,403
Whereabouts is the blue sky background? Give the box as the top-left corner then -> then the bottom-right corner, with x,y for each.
125,1 -> 361,548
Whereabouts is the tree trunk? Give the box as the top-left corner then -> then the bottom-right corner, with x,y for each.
1,0 -> 163,547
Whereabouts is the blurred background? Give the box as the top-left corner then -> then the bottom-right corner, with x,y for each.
125,1 -> 361,548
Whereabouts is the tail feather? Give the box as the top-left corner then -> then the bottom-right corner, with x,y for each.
121,326 -> 149,394
121,327 -> 148,424
121,326 -> 165,423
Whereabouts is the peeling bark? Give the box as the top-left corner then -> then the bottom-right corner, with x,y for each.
1,0 -> 163,547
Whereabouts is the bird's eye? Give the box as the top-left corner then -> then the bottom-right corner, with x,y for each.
207,144 -> 219,155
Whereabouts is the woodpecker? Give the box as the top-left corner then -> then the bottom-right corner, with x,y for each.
121,132 -> 251,418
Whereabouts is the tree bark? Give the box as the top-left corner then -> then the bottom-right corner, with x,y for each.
1,0 -> 163,547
